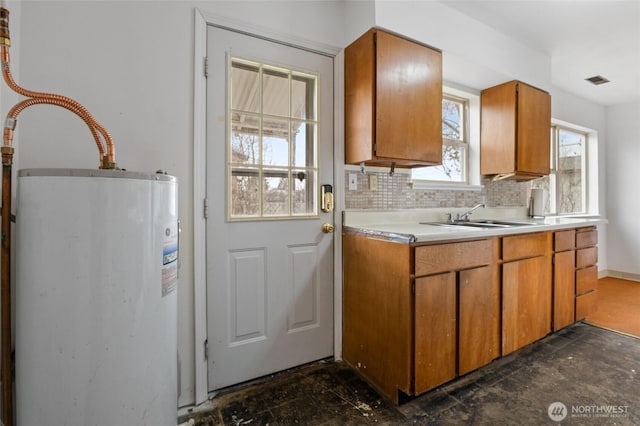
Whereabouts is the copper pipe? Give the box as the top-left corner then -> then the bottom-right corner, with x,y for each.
1,145 -> 13,426
0,8 -> 13,425
5,97 -> 106,158
1,45 -> 116,168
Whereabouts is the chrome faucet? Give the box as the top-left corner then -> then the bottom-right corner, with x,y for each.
453,203 -> 485,222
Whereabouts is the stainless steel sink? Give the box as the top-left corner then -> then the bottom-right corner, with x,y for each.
420,219 -> 535,228
469,219 -> 534,227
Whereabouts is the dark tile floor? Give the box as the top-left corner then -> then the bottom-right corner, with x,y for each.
180,323 -> 640,425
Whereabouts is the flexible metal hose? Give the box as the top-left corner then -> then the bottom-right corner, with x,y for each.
5,97 -> 106,157
1,46 -> 116,167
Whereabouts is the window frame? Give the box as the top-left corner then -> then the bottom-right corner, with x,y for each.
411,86 -> 482,190
544,124 -> 589,216
227,56 -> 320,221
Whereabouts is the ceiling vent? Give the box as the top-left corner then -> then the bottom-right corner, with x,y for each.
585,75 -> 610,85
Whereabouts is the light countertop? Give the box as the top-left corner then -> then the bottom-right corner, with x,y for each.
343,208 -> 606,243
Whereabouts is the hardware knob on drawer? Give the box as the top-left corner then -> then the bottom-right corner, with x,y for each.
322,223 -> 335,234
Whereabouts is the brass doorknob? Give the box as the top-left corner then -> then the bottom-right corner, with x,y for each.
322,223 -> 335,234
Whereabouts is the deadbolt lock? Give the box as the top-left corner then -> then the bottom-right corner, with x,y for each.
321,184 -> 334,213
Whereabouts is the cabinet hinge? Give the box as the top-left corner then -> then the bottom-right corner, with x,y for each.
203,197 -> 209,219
203,56 -> 209,78
204,338 -> 209,360
373,142 -> 377,155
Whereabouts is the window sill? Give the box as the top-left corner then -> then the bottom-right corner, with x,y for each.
410,181 -> 483,191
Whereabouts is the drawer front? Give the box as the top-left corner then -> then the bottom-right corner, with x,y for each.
576,227 -> 597,248
554,229 -> 576,252
576,246 -> 598,269
502,232 -> 550,262
576,290 -> 597,320
576,265 -> 598,295
415,239 -> 493,276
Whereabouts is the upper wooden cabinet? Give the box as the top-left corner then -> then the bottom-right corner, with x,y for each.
344,28 -> 443,167
480,80 -> 551,181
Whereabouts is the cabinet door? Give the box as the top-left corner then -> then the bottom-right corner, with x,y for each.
480,81 -> 517,175
459,265 -> 499,375
414,273 -> 456,394
376,31 -> 442,163
517,82 -> 551,175
553,250 -> 575,331
344,28 -> 376,164
502,255 -> 552,355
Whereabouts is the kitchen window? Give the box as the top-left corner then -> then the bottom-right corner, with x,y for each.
412,94 -> 470,184
534,125 -> 588,215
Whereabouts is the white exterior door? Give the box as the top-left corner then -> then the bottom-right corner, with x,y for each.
206,25 -> 335,390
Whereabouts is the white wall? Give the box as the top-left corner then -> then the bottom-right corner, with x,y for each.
605,101 -> 640,276
11,0 -> 614,409
551,87 -> 608,270
14,0 -> 345,407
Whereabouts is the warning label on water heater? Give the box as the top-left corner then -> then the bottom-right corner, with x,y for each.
162,222 -> 179,297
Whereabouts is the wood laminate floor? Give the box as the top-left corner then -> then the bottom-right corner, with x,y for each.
587,277 -> 640,338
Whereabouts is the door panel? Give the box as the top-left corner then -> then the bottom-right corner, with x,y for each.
206,26 -> 334,390
227,249 -> 266,344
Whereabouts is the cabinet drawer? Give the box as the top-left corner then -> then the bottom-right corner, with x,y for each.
576,290 -> 597,320
576,265 -> 598,295
415,239 -> 493,276
576,228 -> 597,248
576,246 -> 597,269
502,232 -> 550,262
554,230 -> 576,252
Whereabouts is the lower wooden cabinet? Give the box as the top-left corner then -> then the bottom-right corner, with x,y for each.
553,230 -> 576,331
502,255 -> 552,354
343,234 -> 498,402
414,273 -> 456,394
501,232 -> 552,355
576,264 -> 598,319
414,263 -> 499,394
458,265 -> 499,375
343,225 -> 597,404
575,227 -> 598,319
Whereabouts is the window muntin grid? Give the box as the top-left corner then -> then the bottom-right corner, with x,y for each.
228,58 -> 319,220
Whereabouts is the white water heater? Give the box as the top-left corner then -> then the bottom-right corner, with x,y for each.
15,168 -> 178,426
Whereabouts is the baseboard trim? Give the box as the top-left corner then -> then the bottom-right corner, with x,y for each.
600,269 -> 640,282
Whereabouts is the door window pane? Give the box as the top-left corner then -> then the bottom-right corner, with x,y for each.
292,170 -> 316,215
263,170 -> 289,216
231,170 -> 260,217
231,61 -> 260,113
263,118 -> 289,166
292,73 -> 316,120
231,113 -> 260,165
263,67 -> 290,117
293,122 -> 316,167
228,57 -> 319,219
